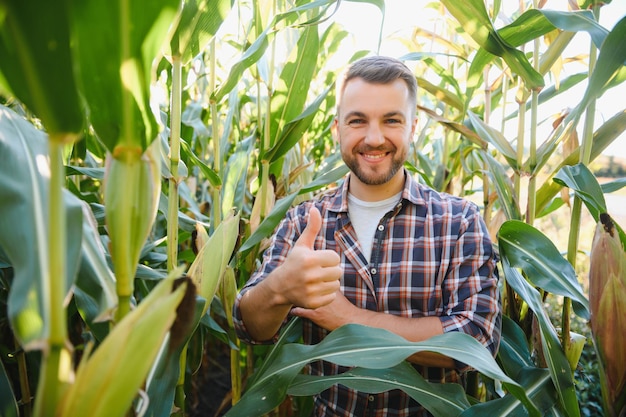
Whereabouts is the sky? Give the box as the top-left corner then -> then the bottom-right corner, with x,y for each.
329,1 -> 626,158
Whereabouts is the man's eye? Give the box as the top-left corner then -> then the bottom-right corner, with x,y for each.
386,118 -> 401,124
348,119 -> 365,125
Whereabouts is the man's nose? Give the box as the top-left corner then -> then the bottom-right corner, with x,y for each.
364,123 -> 384,146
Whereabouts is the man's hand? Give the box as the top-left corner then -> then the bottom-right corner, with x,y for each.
239,206 -> 342,341
291,290 -> 356,331
268,206 -> 342,309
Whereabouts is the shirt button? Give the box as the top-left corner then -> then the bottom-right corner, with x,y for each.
368,395 -> 375,402
377,224 -> 384,231
370,268 -> 377,275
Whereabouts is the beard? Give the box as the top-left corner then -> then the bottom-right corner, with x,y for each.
341,144 -> 406,186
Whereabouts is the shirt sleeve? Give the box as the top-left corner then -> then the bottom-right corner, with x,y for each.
232,203 -> 307,344
438,202 -> 502,370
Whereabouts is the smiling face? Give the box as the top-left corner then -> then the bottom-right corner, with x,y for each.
333,77 -> 417,201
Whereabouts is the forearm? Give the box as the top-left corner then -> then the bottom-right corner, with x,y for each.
238,276 -> 292,342
351,309 -> 454,368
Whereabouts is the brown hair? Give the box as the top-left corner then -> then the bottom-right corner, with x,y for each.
337,56 -> 417,113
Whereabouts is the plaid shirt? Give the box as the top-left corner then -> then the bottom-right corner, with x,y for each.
234,170 -> 501,417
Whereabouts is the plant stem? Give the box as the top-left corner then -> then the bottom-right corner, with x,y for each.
209,38 -> 222,230
168,52 -> 182,273
33,136 -> 72,417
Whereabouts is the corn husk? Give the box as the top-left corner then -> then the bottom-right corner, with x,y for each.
589,213 -> 626,416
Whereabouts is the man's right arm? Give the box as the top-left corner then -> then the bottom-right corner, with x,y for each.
234,206 -> 342,343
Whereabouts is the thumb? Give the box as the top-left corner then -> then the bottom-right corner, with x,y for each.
295,206 -> 322,249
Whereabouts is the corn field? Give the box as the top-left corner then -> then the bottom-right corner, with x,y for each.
0,0 -> 625,416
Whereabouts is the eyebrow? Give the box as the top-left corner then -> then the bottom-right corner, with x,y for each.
342,110 -> 406,122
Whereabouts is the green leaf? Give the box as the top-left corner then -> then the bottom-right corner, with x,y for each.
69,0 -> 180,151
0,0 -> 83,135
289,362 -> 471,417
187,210 -> 241,317
440,0 -> 544,90
73,202 -> 118,342
497,316 -> 534,377
578,14 -> 626,111
269,24 -> 319,145
57,274 -> 190,417
499,258 -> 580,417
179,138 -> 221,187
467,112 -> 517,168
554,164 -> 606,219
168,0 -> 234,65
0,105 -> 83,347
461,367 -> 558,417
554,163 -> 626,249
228,325 -> 533,417
266,86 -> 332,163
535,108 -> 626,217
481,151 -> 522,221
238,192 -> 299,256
498,220 -> 589,319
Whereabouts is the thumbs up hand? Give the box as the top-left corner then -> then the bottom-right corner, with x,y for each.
271,207 -> 342,309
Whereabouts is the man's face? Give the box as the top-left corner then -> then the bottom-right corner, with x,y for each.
333,78 -> 417,197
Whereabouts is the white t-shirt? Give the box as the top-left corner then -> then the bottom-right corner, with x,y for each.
347,191 -> 402,262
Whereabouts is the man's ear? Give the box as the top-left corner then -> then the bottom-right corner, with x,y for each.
411,116 -> 418,137
331,117 -> 339,142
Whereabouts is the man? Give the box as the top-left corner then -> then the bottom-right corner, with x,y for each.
233,55 -> 501,416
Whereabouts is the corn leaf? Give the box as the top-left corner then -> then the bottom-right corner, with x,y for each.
57,274 -> 189,417
498,220 -> 589,319
69,0 -> 180,152
228,325 -> 535,417
0,105 -> 83,348
500,257 -> 580,417
167,0 -> 234,65
187,210 -> 240,317
0,0 -> 83,135
289,362 -> 471,417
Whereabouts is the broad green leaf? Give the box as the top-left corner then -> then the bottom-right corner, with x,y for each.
269,24 -> 319,145
238,191 -> 300,256
228,325 -> 534,417
499,258 -> 580,417
187,210 -> 241,317
535,108 -> 626,217
179,138 -> 221,187
461,367 -> 558,417
554,164 -> 606,219
289,362 -> 471,417
554,163 -> 626,249
417,77 -> 465,111
73,202 -> 118,342
498,220 -> 589,319
465,9 -> 602,102
0,105 -> 82,348
143,295 -> 207,417
0,0 -> 83,135
481,151 -> 522,221
56,274 -> 191,417
497,316 -> 534,377
266,86 -> 332,163
222,149 -> 251,215
168,0 -> 234,65
440,0 -> 544,90
69,0 -> 180,152
467,112 -> 518,168
577,14 -> 626,112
